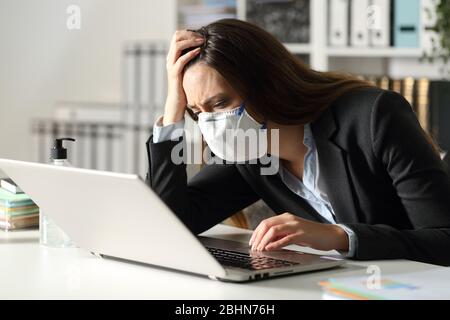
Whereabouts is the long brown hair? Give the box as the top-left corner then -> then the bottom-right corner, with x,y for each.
183,18 -> 375,125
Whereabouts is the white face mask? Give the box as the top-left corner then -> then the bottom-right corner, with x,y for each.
197,103 -> 268,162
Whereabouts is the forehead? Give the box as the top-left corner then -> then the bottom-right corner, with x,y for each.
182,64 -> 235,103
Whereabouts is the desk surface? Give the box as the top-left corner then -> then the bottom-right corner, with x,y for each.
0,224 -> 441,299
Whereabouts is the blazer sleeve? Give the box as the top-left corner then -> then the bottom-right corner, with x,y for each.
346,90 -> 450,266
145,135 -> 259,234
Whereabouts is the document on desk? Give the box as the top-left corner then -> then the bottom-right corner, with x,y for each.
320,268 -> 450,300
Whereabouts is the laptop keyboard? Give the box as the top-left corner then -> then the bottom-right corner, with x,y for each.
206,247 -> 300,271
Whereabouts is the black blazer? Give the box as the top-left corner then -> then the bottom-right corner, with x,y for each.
145,87 -> 450,266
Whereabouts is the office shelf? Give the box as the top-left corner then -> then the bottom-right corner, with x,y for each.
284,43 -> 311,54
176,0 -> 429,74
327,47 -> 423,58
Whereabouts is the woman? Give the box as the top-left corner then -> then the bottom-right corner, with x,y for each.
145,19 -> 450,266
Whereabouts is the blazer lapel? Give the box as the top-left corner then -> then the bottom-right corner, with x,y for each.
311,108 -> 360,224
265,171 -> 331,223
244,162 -> 328,223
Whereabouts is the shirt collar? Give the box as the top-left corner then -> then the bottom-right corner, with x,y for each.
303,123 -> 314,149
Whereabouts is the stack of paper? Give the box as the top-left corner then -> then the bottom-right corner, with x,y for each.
320,268 -> 450,300
0,188 -> 39,231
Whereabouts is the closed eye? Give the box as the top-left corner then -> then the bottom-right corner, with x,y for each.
212,100 -> 229,110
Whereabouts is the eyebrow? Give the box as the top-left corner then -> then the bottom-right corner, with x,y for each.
186,93 -> 229,110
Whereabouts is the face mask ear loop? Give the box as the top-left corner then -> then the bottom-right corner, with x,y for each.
260,112 -> 268,130
237,102 -> 245,116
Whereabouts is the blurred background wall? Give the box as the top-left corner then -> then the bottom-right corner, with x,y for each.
0,0 -> 176,162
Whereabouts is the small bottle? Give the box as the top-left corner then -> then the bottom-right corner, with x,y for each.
39,138 -> 77,248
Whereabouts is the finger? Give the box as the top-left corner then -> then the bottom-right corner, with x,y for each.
249,227 -> 258,246
167,29 -> 202,62
264,235 -> 296,251
249,214 -> 287,245
169,30 -> 202,57
168,37 -> 204,65
250,222 -> 271,251
257,223 -> 297,251
173,47 -> 201,72
173,29 -> 202,43
251,219 -> 285,251
249,213 -> 294,248
256,224 -> 296,251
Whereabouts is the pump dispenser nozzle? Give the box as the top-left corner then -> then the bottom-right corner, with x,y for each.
41,137 -> 77,248
51,137 -> 76,160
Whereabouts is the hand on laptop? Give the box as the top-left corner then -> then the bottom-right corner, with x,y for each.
248,213 -> 349,253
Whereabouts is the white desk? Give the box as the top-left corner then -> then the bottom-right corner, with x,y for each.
0,224 -> 441,299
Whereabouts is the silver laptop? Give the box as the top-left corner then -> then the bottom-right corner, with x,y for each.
0,158 -> 344,282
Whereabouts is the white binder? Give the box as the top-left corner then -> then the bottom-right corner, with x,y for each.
329,0 -> 350,47
369,0 -> 391,47
350,0 -> 370,47
422,0 -> 440,56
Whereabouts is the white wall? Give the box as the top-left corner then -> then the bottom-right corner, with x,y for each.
0,0 -> 176,162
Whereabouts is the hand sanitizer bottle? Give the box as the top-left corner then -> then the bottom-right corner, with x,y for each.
39,138 -> 76,248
